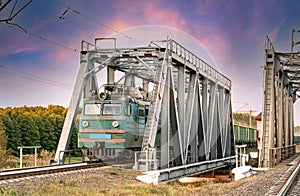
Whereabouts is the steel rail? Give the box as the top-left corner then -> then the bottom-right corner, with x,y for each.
0,162 -> 107,181
267,154 -> 300,195
277,162 -> 300,196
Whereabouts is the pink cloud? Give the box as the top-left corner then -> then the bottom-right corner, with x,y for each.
13,45 -> 38,54
207,33 -> 233,69
0,35 -> 31,56
268,19 -> 285,41
49,49 -> 73,64
107,20 -> 133,32
186,24 -> 233,70
108,1 -> 186,30
142,3 -> 186,28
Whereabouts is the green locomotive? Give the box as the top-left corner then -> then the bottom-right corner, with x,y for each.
78,84 -> 154,160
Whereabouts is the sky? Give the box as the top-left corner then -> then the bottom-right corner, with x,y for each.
1,0 -> 300,124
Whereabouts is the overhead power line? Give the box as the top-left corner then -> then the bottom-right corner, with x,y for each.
6,0 -> 147,46
0,64 -> 72,89
2,0 -> 147,53
27,31 -> 79,53
0,1 -> 79,53
1,23 -> 79,53
0,0 -> 33,32
0,0 -> 33,21
56,0 -> 147,46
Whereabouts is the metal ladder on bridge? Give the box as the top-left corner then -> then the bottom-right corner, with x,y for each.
136,51 -> 169,171
142,62 -> 167,148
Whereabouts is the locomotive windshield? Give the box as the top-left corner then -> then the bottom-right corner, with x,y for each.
84,103 -> 101,115
103,104 -> 122,116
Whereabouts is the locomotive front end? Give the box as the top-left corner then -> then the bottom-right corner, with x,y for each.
78,100 -> 127,160
78,83 -> 150,162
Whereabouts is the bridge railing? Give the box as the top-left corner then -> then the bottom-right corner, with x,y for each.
269,145 -> 296,167
269,147 -> 282,167
169,40 -> 231,88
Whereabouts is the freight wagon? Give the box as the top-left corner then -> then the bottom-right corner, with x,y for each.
234,124 -> 257,147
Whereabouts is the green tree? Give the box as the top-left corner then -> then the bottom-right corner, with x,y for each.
0,116 -> 8,167
1,105 -> 81,157
69,117 -> 79,151
2,112 -> 21,156
233,112 -> 257,128
17,114 -> 40,154
47,105 -> 66,116
38,115 -> 57,151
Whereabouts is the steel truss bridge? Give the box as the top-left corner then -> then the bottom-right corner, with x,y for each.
54,38 -> 235,182
259,30 -> 300,168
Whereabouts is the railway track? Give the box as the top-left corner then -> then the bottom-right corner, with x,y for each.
267,154 -> 300,195
0,162 -> 107,184
286,164 -> 300,195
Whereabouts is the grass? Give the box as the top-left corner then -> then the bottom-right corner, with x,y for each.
0,155 -> 258,195
1,152 -> 84,170
0,181 -> 235,195
0,166 -> 240,196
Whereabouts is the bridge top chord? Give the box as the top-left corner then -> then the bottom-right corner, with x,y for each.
82,38 -> 232,90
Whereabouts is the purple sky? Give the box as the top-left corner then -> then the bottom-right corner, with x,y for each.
1,0 -> 300,124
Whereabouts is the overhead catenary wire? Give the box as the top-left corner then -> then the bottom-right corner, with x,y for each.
5,0 -> 148,46
27,31 -> 79,53
0,64 -> 72,89
0,0 -> 34,32
0,0 -> 33,22
56,0 -> 148,46
2,0 -> 147,52
1,23 -> 79,53
0,1 -> 79,53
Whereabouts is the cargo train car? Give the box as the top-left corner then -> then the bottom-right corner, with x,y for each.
233,124 -> 257,147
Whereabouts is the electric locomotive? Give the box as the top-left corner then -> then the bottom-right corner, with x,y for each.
78,84 -> 151,161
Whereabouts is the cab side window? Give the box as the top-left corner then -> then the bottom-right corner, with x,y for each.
138,108 -> 145,116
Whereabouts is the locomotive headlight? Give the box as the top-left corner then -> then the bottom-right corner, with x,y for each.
82,120 -> 89,128
112,121 -> 119,128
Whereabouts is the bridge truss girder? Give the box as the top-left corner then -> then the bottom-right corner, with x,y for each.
259,36 -> 297,168
54,38 -> 236,182
153,45 -> 235,170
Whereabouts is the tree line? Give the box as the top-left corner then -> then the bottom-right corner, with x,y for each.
233,112 -> 257,128
0,105 -> 259,158
0,105 -> 80,156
